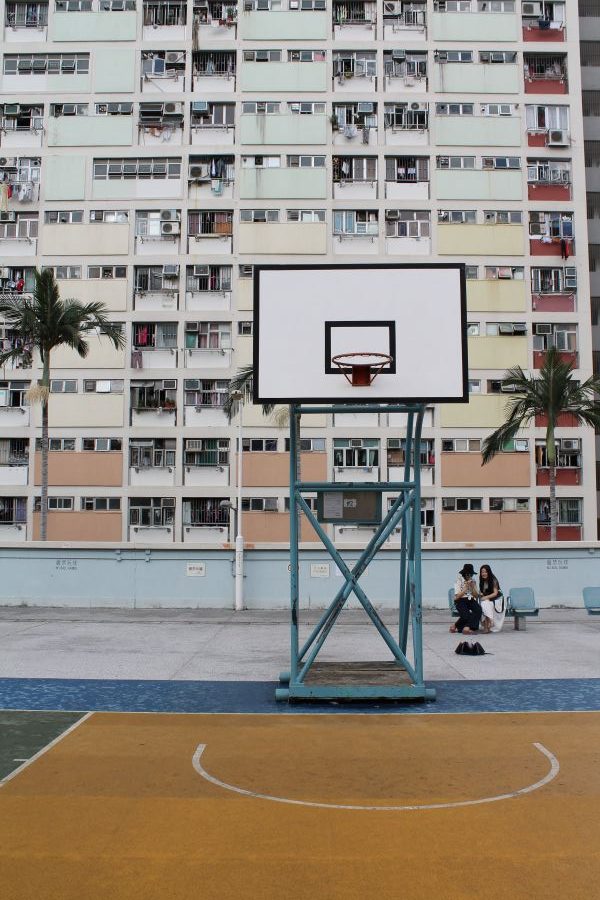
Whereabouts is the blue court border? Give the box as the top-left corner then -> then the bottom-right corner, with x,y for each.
0,677 -> 599,714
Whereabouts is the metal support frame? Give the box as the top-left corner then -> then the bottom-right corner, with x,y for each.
276,403 -> 435,702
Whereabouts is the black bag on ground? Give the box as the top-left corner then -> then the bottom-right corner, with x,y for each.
455,641 -> 486,656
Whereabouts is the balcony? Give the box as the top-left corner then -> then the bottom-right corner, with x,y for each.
133,281 -> 180,312
524,54 -> 568,94
143,0 -> 188,40
332,0 -> 376,42
130,381 -> 177,427
193,1 -> 237,40
138,102 -> 184,148
432,10 -> 518,42
132,323 -> 178,369
382,3 -> 426,42
129,503 -> 175,543
238,221 -> 326,255
522,3 -> 565,42
332,156 -> 377,200
185,266 -> 231,312
141,52 -> 185,94
529,234 -> 574,258
527,162 -> 571,201
536,468 -> 580,487
383,103 -> 428,147
383,52 -> 426,91
533,349 -> 578,369
0,105 -> 44,148
135,212 -> 182,257
184,463 -> 229,487
193,51 -> 236,92
191,102 -> 235,146
188,211 -> 233,253
384,156 -> 429,200
4,1 -> 48,42
188,155 -> 235,200
0,460 -> 28,486
333,53 -> 377,92
333,216 -> 378,255
537,524 -> 581,541
184,323 -> 232,369
332,104 -> 377,147
384,211 -> 430,256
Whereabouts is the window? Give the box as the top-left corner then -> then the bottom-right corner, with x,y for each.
185,321 -> 231,351
82,438 -> 122,451
243,49 -> 281,62
241,102 -> 280,115
479,50 -> 518,64
241,155 -> 280,169
242,438 -> 278,452
83,379 -> 124,393
133,322 -> 177,349
525,104 -> 569,132
435,50 -> 473,62
182,497 -> 229,526
334,157 -> 376,182
333,438 -> 379,468
286,209 -> 325,222
135,265 -> 179,292
467,323 -> 480,336
384,103 -> 428,130
287,102 -> 326,115
533,323 -> 577,352
485,266 -> 524,280
90,209 -> 128,223
50,379 -> 77,393
0,381 -> 29,408
529,211 -> 573,239
435,103 -> 474,116
481,103 -> 514,116
437,156 -> 475,169
131,380 -> 177,410
190,101 -> 235,127
289,49 -> 326,62
483,210 -> 522,224
0,438 -> 28,465
3,54 -> 89,75
0,497 -> 26,524
88,266 -> 127,279
143,0 -> 185,25
239,265 -> 253,278
49,266 -> 81,280
93,157 -> 181,180
284,437 -> 326,451
186,264 -> 232,293
387,438 -> 434,467
284,496 -> 317,511
95,102 -> 133,116
537,498 -> 581,525
184,378 -> 228,408
238,321 -> 253,336
536,438 -> 580,469
135,210 -> 181,238
81,497 -> 121,511
489,498 -> 529,512
333,210 -> 378,236
485,322 -> 527,336
465,266 -> 479,280
188,210 -> 233,235
438,210 -> 477,224
35,438 -> 76,451
184,438 -> 229,468
50,103 -> 88,117
442,498 -> 482,511
468,379 -> 481,393
0,212 -> 38,241
47,497 -> 74,511
385,209 -> 430,238
287,155 -> 326,168
434,1 -> 472,10
44,210 -> 84,224
477,0 -> 514,9
481,156 -> 520,170
531,267 -> 577,293
5,1 -> 49,26
527,160 -> 570,185
241,497 -> 279,512
441,439 -> 481,452
129,497 -> 175,528
129,438 -> 176,469
240,209 -> 279,223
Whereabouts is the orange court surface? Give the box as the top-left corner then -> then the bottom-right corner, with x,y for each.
1,709 -> 599,900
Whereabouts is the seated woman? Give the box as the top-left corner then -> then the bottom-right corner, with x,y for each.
479,564 -> 505,634
450,563 -> 481,635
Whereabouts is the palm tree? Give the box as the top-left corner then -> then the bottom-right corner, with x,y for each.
224,364 -> 274,420
482,345 -> 600,541
0,269 -> 125,540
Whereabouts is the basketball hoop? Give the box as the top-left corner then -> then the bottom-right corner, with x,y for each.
331,352 -> 393,387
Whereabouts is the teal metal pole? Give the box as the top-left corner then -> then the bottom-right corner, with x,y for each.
289,405 -> 300,683
398,410 -> 413,653
412,407 -> 425,685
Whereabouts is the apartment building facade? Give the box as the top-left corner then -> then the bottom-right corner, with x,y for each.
0,0 -> 594,546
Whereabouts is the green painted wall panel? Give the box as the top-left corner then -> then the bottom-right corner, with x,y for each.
47,116 -> 134,147
432,12 -> 519,42
434,64 -> 520,94
44,156 -> 86,201
240,11 -> 327,39
52,11 -> 137,41
240,114 -> 327,145
435,116 -> 522,147
241,63 -> 327,93
436,170 -> 522,201
94,48 -> 136,93
239,168 -> 327,199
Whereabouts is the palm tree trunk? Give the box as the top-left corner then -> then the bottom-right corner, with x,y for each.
40,354 -> 50,541
549,464 -> 557,543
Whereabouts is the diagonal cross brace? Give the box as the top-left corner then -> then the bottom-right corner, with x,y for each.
295,492 -> 418,684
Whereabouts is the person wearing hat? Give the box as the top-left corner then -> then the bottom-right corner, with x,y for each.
450,563 -> 482,635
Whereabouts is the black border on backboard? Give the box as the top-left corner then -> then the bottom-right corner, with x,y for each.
324,321 -> 397,375
252,263 -> 469,405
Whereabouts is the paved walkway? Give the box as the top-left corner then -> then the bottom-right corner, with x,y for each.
0,607 -> 597,682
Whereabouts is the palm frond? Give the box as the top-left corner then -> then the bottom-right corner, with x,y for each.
224,365 -> 276,421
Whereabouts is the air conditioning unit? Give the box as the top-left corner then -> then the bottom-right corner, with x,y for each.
165,51 -> 183,64
244,1 -> 253,9
438,157 -> 450,169
0,157 -> 16,168
163,379 -> 177,389
161,221 -> 180,235
187,439 -> 203,450
0,268 -> 10,278
512,323 -> 527,334
547,129 -> 569,147
357,102 -> 373,114
386,210 -> 400,220
491,53 -> 505,63
191,101 -> 209,113
62,104 -> 76,115
522,1 -> 542,15
564,267 -> 577,289
500,383 -> 516,392
160,209 -> 178,221
561,439 -> 579,451
163,102 -> 179,115
194,265 -> 209,276
350,439 -> 363,447
163,264 -> 179,276
392,50 -> 406,61
189,165 -> 204,179
410,102 -> 422,111
383,1 -> 401,12
162,498 -> 176,508
0,211 -> 16,222
536,323 -> 552,335
482,158 -> 495,170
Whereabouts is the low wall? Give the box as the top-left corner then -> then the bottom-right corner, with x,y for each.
0,545 -> 597,609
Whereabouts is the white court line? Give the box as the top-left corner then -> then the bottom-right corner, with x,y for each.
192,742 -> 559,811
0,712 -> 93,789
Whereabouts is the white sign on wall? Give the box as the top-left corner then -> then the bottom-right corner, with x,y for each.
186,562 -> 206,577
310,563 -> 330,578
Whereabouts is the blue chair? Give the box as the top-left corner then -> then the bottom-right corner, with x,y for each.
583,587 -> 600,616
448,587 -> 458,617
506,587 -> 539,630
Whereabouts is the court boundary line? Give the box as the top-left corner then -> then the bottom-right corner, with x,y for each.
1,707 -> 599,718
0,711 -> 93,789
192,741 -> 559,811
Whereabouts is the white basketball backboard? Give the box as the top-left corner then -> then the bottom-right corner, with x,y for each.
253,264 -> 467,404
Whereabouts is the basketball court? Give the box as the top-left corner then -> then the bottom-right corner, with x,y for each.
1,703 -> 599,900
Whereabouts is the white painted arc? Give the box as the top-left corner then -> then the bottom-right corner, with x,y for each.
192,741 -> 559,812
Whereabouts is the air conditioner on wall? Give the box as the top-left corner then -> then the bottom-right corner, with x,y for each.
160,209 -> 178,221
357,102 -> 373,114
383,1 -> 401,12
163,102 -> 180,114
194,265 -> 209,275
161,221 -> 180,235
561,439 -> 579,450
522,1 -> 542,15
189,165 -> 204,179
536,323 -> 553,334
386,210 -> 400,219
0,211 -> 16,222
165,52 -> 183,64
163,264 -> 179,276
547,130 -> 569,147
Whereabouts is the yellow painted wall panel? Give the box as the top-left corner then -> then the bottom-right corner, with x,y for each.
42,224 -> 130,256
437,224 -> 524,256
467,335 -> 527,370
440,394 -> 511,428
35,395 -> 125,428
467,280 -> 526,313
441,511 -> 531,542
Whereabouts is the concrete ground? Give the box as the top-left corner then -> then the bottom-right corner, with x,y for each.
0,607 -> 597,682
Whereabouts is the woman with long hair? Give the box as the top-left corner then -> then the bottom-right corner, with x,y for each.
479,564 -> 505,634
